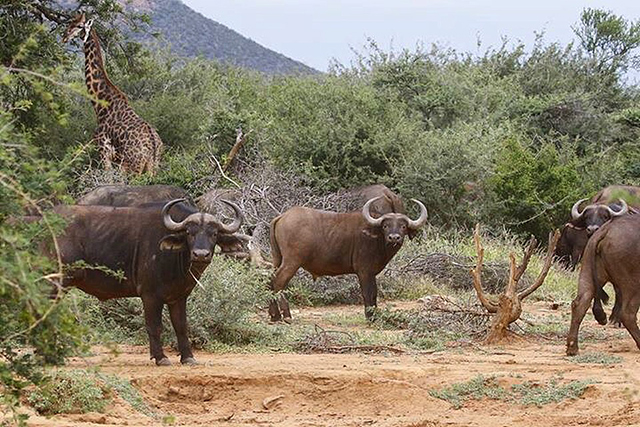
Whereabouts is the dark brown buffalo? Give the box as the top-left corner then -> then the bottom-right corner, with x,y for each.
53,198 -> 243,365
554,223 -> 589,270
556,186 -> 640,270
340,184 -> 406,217
569,198 -> 629,237
268,196 -> 428,321
78,184 -> 192,206
591,185 -> 640,205
567,192 -> 639,324
567,214 -> 640,356
78,184 -> 244,258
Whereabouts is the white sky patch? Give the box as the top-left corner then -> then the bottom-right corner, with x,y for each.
182,0 -> 640,77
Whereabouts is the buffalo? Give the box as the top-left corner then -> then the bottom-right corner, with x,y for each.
268,196 -> 428,321
567,214 -> 640,356
52,198 -> 243,365
554,199 -> 628,270
563,197 -> 633,325
78,184 -> 246,261
569,198 -> 629,237
339,184 -> 406,217
555,186 -> 640,271
77,184 -> 191,206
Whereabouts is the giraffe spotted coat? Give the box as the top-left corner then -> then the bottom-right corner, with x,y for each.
64,15 -> 162,175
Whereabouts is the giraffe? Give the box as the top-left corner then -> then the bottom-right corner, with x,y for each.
62,14 -> 162,175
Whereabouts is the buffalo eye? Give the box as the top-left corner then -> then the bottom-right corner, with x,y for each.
383,225 -> 389,230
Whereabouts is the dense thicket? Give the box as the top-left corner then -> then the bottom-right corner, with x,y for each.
1,3 -> 640,421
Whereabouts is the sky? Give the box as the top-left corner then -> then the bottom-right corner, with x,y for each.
181,0 -> 640,75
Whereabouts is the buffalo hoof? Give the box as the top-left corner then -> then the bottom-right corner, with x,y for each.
609,320 -> 623,328
283,316 -> 293,324
594,311 -> 608,326
156,357 -> 172,366
566,343 -> 578,356
181,357 -> 198,365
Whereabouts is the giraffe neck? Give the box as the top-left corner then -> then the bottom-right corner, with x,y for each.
83,29 -> 128,115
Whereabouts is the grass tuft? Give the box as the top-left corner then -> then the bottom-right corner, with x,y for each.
570,351 -> 623,365
430,375 -> 596,409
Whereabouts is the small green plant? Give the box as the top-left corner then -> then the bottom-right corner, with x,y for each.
27,370 -> 109,415
571,351 -> 623,365
430,375 -> 595,409
429,375 -> 506,409
99,374 -> 154,416
512,378 -> 595,407
370,306 -> 412,329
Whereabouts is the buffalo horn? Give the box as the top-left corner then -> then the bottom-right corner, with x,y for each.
607,198 -> 629,217
162,199 -> 188,231
362,197 -> 384,226
407,199 -> 428,230
218,200 -> 244,234
571,198 -> 588,220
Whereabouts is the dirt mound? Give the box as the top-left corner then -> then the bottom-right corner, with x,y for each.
22,303 -> 640,427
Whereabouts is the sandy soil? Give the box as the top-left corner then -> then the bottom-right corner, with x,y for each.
22,301 -> 640,427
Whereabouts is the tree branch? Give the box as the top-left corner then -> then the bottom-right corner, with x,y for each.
223,127 -> 249,172
518,229 -> 561,300
470,224 -> 499,313
514,236 -> 537,282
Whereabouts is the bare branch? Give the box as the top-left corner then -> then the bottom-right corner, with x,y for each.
514,236 -> 537,282
518,229 -> 561,300
223,127 -> 250,172
470,224 -> 499,313
209,154 -> 241,189
505,252 -> 518,296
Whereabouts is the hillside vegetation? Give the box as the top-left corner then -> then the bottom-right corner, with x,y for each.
1,1 -> 640,423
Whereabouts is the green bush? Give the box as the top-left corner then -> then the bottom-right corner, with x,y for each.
485,136 -> 583,239
28,370 -> 109,415
261,76 -> 420,191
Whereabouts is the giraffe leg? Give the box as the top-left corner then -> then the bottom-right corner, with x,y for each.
95,133 -> 115,170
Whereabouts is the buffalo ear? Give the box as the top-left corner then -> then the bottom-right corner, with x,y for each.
159,234 -> 187,252
362,227 -> 381,239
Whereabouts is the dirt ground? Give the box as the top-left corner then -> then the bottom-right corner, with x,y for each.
22,301 -> 640,427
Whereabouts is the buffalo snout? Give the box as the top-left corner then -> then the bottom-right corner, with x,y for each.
586,225 -> 600,236
386,233 -> 403,245
191,248 -> 212,262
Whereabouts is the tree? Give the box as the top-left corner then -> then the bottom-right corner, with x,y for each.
470,225 -> 560,344
573,8 -> 640,74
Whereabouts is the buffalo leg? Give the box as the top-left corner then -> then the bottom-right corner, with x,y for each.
168,297 -> 196,365
592,287 -> 608,325
566,278 -> 595,356
269,264 -> 298,322
142,297 -> 169,365
609,286 -> 623,327
619,294 -> 640,350
357,273 -> 378,320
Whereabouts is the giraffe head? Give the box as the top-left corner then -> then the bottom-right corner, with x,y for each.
62,13 -> 94,44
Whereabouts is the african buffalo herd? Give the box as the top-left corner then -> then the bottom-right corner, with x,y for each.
27,182 -> 640,363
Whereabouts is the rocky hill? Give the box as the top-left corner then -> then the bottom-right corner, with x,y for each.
131,0 -> 318,74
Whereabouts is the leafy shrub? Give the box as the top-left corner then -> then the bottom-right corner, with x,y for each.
28,370 -> 109,415
261,76 -> 420,191
187,257 -> 272,346
486,136 -> 583,239
430,375 -> 595,409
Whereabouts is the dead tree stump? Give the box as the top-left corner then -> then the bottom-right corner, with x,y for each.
470,224 -> 560,344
